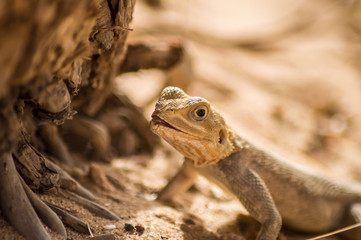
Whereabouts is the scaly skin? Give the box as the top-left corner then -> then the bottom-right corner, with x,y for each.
150,86 -> 361,240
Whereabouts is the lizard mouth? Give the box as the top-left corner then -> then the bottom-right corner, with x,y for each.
151,114 -> 182,132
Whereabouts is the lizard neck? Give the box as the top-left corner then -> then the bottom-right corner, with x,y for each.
229,130 -> 248,154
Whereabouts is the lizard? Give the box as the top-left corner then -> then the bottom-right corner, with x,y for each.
149,86 -> 361,240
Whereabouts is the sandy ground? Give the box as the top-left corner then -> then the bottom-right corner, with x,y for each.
2,0 -> 361,239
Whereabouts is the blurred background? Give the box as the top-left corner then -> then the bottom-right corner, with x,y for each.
119,0 -> 361,180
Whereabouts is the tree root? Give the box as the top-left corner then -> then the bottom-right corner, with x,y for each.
0,0 -> 141,239
61,115 -> 111,162
61,190 -> 120,220
1,143 -> 120,239
37,123 -> 74,166
13,132 -> 59,191
0,152 -> 51,240
45,202 -> 92,235
46,159 -> 96,201
88,163 -> 116,192
106,173 -> 126,192
20,176 -> 67,237
99,92 -> 160,155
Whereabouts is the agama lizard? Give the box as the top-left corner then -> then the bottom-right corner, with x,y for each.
150,86 -> 361,240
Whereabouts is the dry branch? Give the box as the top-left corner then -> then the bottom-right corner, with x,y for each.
120,41 -> 184,73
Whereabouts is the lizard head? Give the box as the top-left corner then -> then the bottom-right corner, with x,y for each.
150,86 -> 235,167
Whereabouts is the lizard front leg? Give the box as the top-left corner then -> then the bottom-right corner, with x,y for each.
228,167 -> 281,240
157,158 -> 198,201
199,161 -> 282,240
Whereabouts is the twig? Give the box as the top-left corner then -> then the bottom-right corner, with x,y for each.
307,222 -> 361,240
87,233 -> 115,240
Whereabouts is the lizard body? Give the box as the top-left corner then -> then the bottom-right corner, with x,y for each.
150,86 -> 361,240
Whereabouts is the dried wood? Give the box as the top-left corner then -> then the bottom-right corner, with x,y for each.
45,159 -> 96,201
98,92 -> 160,155
106,173 -> 126,191
89,163 -> 116,191
0,153 -> 50,240
20,176 -> 67,237
0,0 -> 168,238
61,190 -> 120,220
120,41 -> 184,73
37,123 -> 74,166
45,202 -> 92,235
13,132 -> 59,190
0,95 -> 20,153
73,0 -> 135,117
61,115 -> 111,162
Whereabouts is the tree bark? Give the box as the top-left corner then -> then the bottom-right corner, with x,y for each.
0,0 -> 187,238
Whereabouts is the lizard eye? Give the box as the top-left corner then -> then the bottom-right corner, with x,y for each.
191,105 -> 208,121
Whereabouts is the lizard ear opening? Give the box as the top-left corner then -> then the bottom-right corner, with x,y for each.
218,129 -> 224,144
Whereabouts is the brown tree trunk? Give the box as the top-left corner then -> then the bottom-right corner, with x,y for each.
0,0 -> 188,237
0,0 -> 176,239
